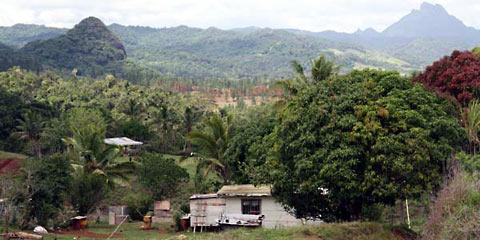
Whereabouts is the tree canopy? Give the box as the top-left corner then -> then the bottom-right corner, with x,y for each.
267,69 -> 465,221
413,50 -> 480,106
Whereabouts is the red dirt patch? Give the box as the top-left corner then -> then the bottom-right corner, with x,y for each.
0,158 -> 21,175
390,227 -> 418,240
56,229 -> 123,239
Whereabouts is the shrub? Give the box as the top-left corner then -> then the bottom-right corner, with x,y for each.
136,153 -> 189,201
69,172 -> 108,215
15,155 -> 72,228
121,191 -> 153,221
422,171 -> 480,240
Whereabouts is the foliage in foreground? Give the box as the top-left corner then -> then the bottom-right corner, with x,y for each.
422,171 -> 480,240
33,222 -> 415,240
193,222 -> 415,240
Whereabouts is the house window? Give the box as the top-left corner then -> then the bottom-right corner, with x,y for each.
242,199 -> 261,215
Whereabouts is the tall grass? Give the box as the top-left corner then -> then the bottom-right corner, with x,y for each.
422,171 -> 480,240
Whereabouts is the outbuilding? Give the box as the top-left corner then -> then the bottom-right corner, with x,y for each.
189,184 -> 310,229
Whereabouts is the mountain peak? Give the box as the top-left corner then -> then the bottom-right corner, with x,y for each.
66,17 -> 126,56
354,28 -> 380,37
382,2 -> 477,39
21,17 -> 127,76
419,2 -> 446,13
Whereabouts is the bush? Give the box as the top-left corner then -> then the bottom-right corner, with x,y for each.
136,153 -> 189,201
172,210 -> 186,231
456,151 -> 480,176
70,172 -> 108,215
121,191 -> 153,221
15,155 -> 72,228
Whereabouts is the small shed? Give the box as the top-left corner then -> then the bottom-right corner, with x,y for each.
70,216 -> 87,230
152,200 -> 173,223
189,193 -> 226,228
104,137 -> 143,159
108,205 -> 129,225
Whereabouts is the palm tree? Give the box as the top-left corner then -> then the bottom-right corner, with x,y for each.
188,114 -> 233,184
461,100 -> 480,154
183,106 -> 203,152
121,98 -> 145,121
13,111 -> 45,157
63,125 -> 135,187
274,56 -> 337,110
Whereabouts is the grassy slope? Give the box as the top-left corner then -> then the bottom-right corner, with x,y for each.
35,222 -> 413,240
422,172 -> 480,239
0,150 -> 27,159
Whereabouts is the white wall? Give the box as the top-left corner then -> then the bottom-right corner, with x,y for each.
224,196 -> 303,229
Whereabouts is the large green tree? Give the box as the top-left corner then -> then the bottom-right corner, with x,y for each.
269,69 -> 465,221
224,105 -> 276,184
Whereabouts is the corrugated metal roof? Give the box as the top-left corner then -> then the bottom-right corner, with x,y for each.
104,137 -> 143,146
217,184 -> 272,197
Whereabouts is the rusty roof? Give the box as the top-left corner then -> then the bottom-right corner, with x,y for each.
217,184 -> 272,197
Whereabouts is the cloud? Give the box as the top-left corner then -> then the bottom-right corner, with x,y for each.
0,0 -> 478,32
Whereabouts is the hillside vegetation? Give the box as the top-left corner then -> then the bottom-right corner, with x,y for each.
0,18 -> 161,85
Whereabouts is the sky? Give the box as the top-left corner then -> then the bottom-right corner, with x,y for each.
1,0 -> 480,33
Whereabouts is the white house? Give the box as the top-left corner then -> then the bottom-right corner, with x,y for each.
190,184 -> 309,229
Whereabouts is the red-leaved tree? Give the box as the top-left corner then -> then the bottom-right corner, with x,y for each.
413,50 -> 480,106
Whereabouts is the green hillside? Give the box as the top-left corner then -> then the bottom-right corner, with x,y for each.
109,24 -> 415,78
0,42 -> 40,72
21,17 -> 127,77
0,20 -> 418,80
0,23 -> 66,48
1,18 -> 161,85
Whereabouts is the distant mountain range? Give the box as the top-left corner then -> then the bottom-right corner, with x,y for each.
0,2 -> 478,79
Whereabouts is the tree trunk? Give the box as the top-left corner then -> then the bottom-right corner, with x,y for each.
4,213 -> 8,234
350,198 -> 363,221
35,141 -> 42,158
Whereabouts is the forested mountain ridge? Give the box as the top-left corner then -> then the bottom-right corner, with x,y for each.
0,23 -> 67,48
108,24 -> 412,78
0,42 -> 40,72
0,2 -> 478,79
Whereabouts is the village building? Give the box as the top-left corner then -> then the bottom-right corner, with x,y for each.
190,184 -> 310,229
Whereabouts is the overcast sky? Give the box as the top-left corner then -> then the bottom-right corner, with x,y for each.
1,0 -> 480,33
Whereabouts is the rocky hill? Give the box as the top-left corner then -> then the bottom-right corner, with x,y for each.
21,17 -> 127,76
